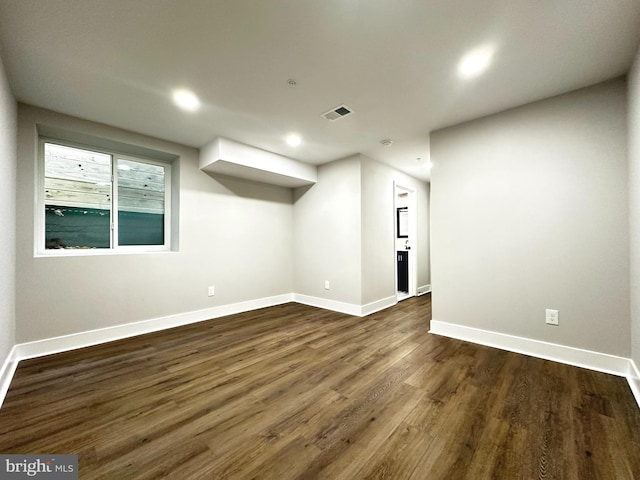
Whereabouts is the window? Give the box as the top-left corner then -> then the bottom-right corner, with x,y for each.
40,140 -> 172,253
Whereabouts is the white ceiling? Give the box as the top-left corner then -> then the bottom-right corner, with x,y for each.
0,0 -> 639,182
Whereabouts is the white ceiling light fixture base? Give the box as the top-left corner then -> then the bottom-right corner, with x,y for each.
172,88 -> 201,112
286,133 -> 302,147
457,45 -> 495,79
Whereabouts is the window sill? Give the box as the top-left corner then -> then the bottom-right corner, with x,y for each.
35,249 -> 178,258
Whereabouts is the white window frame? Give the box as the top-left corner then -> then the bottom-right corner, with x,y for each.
36,137 -> 172,256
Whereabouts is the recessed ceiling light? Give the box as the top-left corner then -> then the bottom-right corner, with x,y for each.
380,139 -> 393,147
286,133 -> 302,147
172,89 -> 200,112
457,45 -> 495,79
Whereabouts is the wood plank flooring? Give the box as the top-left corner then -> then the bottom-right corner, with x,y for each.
1,294 -> 640,479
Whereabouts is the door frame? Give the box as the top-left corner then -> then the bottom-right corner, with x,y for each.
393,182 -> 417,299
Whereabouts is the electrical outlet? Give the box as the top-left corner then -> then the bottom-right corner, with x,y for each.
208,286 -> 215,297
324,280 -> 330,290
545,309 -> 559,326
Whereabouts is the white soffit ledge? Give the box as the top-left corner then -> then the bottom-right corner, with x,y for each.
200,137 -> 317,188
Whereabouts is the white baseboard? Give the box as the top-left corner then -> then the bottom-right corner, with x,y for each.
361,295 -> 397,316
628,359 -> 640,409
429,320 -> 630,377
1,294 -> 294,407
293,293 -> 397,317
1,292 -> 397,407
15,294 -> 294,361
1,291 -> 402,407
0,346 -> 19,409
8,299 -> 636,412
292,293 -> 362,316
417,284 -> 431,296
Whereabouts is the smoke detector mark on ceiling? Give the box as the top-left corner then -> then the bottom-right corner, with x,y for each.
321,104 -> 353,121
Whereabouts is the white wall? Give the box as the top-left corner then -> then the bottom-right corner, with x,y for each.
14,105 -> 431,346
360,158 -> 430,304
293,156 -> 362,304
414,176 -> 431,292
292,154 -> 430,308
629,46 -> 640,374
431,79 -> 629,357
16,105 -> 294,342
0,52 -> 16,367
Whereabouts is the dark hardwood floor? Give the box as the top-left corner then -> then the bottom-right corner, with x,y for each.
1,294 -> 639,479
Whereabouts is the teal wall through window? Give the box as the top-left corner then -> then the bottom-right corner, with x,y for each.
45,205 -> 163,249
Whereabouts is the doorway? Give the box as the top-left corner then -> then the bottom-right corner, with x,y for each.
394,183 -> 417,301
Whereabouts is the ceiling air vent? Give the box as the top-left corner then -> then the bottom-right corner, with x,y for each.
321,104 -> 353,121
